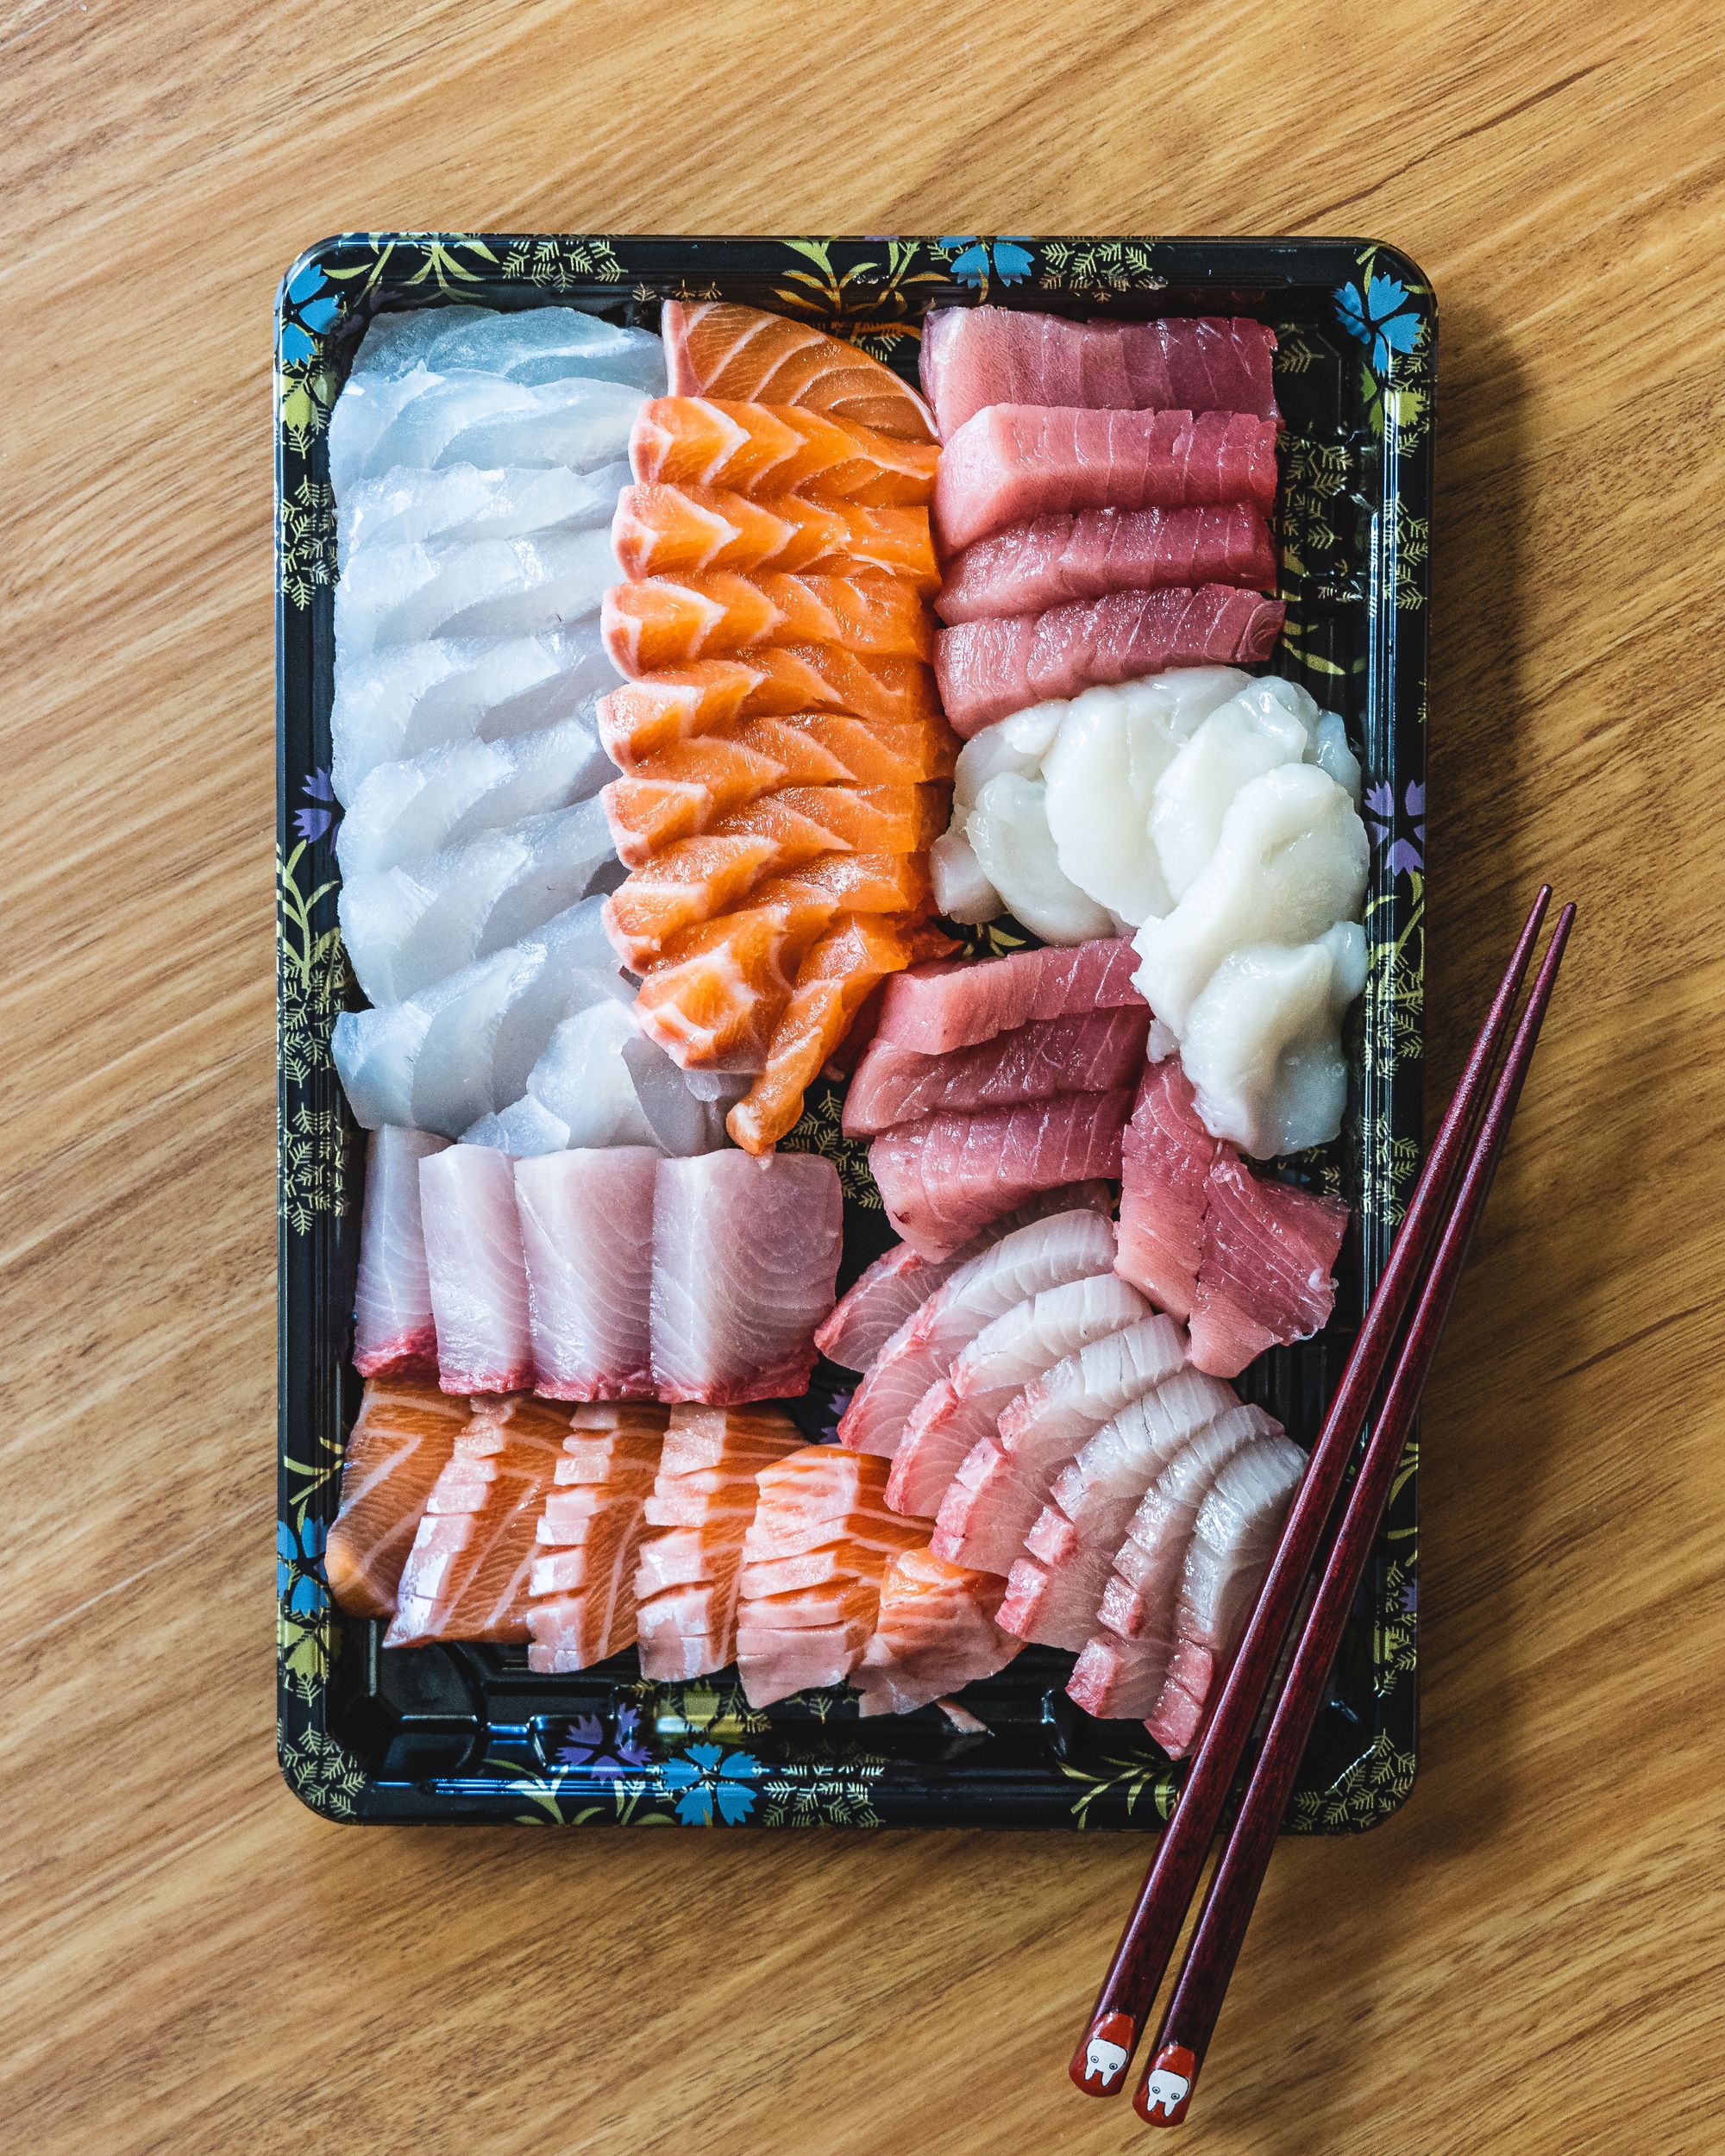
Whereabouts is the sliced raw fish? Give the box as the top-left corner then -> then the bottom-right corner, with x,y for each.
869,1089 -> 1134,1258
814,1184 -> 1113,1371
869,937 -> 1140,1056
335,717 -> 612,878
338,799 -> 617,1005
325,1376 -> 470,1618
335,528 -> 616,652
597,649 -> 939,766
613,482 -> 937,586
418,1144 -> 534,1393
465,1000 -> 735,1157
932,404 -> 1279,555
1143,1432 -> 1307,1753
664,301 -> 936,442
931,1314 -> 1187,1575
353,1126 -> 450,1376
513,1148 -> 659,1399
837,1206 -> 1118,1455
329,369 -> 645,495
852,1547 -> 1021,1717
934,505 -> 1277,623
1189,1156 -> 1349,1377
330,627 -> 614,802
936,586 -> 1285,737
602,569 -> 933,674
339,459 -> 630,561
631,396 -> 938,505
1116,1058 -> 1217,1321
386,1396 -> 569,1645
525,1404 -> 669,1672
919,307 -> 1279,436
844,1006 -> 1150,1137
348,304 -> 666,392
649,1151 -> 844,1403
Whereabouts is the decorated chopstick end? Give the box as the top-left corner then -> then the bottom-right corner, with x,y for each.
1070,2009 -> 1138,2096
1134,2043 -> 1198,2128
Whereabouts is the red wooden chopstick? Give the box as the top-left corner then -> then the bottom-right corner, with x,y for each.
1070,885 -> 1556,2101
1135,899 -> 1573,2128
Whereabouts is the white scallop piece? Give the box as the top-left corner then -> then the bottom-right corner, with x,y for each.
967,771 -> 1118,943
1150,679 -> 1320,905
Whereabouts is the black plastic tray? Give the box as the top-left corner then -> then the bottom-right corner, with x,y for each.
276,233 -> 1433,1830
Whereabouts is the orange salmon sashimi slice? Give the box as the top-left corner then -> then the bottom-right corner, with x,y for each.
662,302 -> 938,442
602,714 -> 957,868
729,915 -> 958,1154
326,1376 -> 471,1620
603,570 -> 933,677
597,649 -> 940,767
613,482 -> 938,588
631,396 -> 938,507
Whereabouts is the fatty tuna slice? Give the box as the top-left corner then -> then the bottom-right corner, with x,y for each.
512,1147 -> 658,1400
868,937 -> 1141,1056
353,1126 -> 451,1377
1115,1057 -> 1217,1321
844,1005 -> 1151,1136
1187,1157 -> 1350,1378
325,1376 -> 471,1619
934,504 -> 1276,624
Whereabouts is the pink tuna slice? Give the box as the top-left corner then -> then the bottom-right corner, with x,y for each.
869,1088 -> 1134,1258
932,1313 -> 1188,1576
1144,1432 -> 1308,1755
1187,1157 -> 1350,1378
1116,1057 -> 1217,1322
837,1206 -> 1118,1456
886,1272 -> 1150,1517
418,1144 -> 534,1394
843,1005 -> 1151,1137
649,1150 -> 844,1402
869,936 -> 1141,1058
935,585 -> 1285,737
852,1546 -> 1021,1718
934,504 -> 1277,624
513,1147 -> 658,1400
932,404 -> 1280,555
918,306 -> 1280,438
814,1181 -> 1113,1371
353,1126 -> 451,1378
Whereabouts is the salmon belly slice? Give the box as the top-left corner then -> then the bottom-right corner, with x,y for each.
662,304 -> 938,443
631,396 -> 938,505
525,1406 -> 669,1674
613,482 -> 938,587
597,650 -> 939,766
603,570 -> 932,675
326,1377 -> 471,1620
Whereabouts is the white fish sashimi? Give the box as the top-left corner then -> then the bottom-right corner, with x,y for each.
333,529 -> 616,653
339,460 -> 630,561
329,628 -> 613,803
352,1126 -> 449,1376
335,716 -> 612,877
337,799 -> 618,1005
1182,923 -> 1369,1157
348,305 -> 666,392
330,371 -> 645,494
514,1148 -> 658,1399
417,1144 -> 534,1394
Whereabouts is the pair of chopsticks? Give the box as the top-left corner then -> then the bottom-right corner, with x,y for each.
1070,884 -> 1575,2129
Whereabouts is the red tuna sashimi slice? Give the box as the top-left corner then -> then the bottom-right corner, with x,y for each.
613,481 -> 938,587
935,586 -> 1285,738
1144,1432 -> 1307,1755
919,307 -> 1280,438
386,1397 -> 570,1645
1010,1399 -> 1270,1651
933,504 -> 1276,624
843,1005 -> 1151,1137
1188,1156 -> 1350,1378
526,1406 -> 668,1672
887,1272 -> 1150,1517
1116,1057 -> 1216,1321
932,1313 -> 1187,1575
603,569 -> 934,677
649,1151 -> 844,1403
837,1206 -> 1118,1455
664,301 -> 937,442
513,1147 -> 658,1400
418,1144 -> 533,1394
815,1181 -> 1113,1371
852,1547 -> 1021,1717
597,649 -> 940,768
630,397 -> 939,506
353,1127 -> 451,1378
869,937 -> 1141,1056
932,405 -> 1279,555
869,1089 -> 1135,1260
326,1376 -> 471,1619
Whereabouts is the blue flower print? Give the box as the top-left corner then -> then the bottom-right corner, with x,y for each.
553,1703 -> 652,1778
277,1518 -> 326,1614
1335,273 -> 1423,377
939,236 -> 1034,290
1364,780 -> 1425,878
280,259 -> 342,365
662,1742 -> 761,1825
294,767 -> 340,844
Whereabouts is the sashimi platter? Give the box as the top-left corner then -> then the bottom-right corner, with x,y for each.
276,235 -> 1433,1830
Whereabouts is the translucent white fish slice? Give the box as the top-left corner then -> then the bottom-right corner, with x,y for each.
329,627 -> 613,801
337,373 -> 645,489
338,459 -> 630,560
334,528 -> 616,653
333,943 -> 528,1131
524,1000 -> 726,1155
327,364 -> 438,501
486,901 -> 634,1114
348,305 -> 665,392
463,1092 -> 573,1156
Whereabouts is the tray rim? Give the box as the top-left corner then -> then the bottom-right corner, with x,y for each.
275,230 -> 1432,1833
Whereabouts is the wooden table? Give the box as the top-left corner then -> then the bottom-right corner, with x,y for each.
6,3 -> 1723,2150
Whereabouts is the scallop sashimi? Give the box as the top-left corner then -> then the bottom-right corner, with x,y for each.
630,396 -> 938,505
325,1376 -> 471,1619
603,569 -> 934,675
418,1142 -> 535,1394
613,482 -> 937,586
352,1126 -> 450,1377
851,1547 -> 1021,1717
934,503 -> 1276,624
664,300 -> 937,442
843,1005 -> 1151,1137
513,1148 -> 660,1400
597,649 -> 940,766
345,304 -> 667,392
525,1405 -> 670,1673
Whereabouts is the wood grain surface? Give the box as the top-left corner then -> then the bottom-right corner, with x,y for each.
4,3 -> 1723,2151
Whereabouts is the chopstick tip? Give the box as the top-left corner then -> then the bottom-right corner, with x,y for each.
1134,2043 -> 1199,2128
1070,2009 -> 1138,2097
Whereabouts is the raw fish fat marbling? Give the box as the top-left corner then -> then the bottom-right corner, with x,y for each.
630,397 -> 938,505
613,481 -> 938,586
326,1377 -> 471,1619
934,504 -> 1276,624
664,302 -> 937,441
